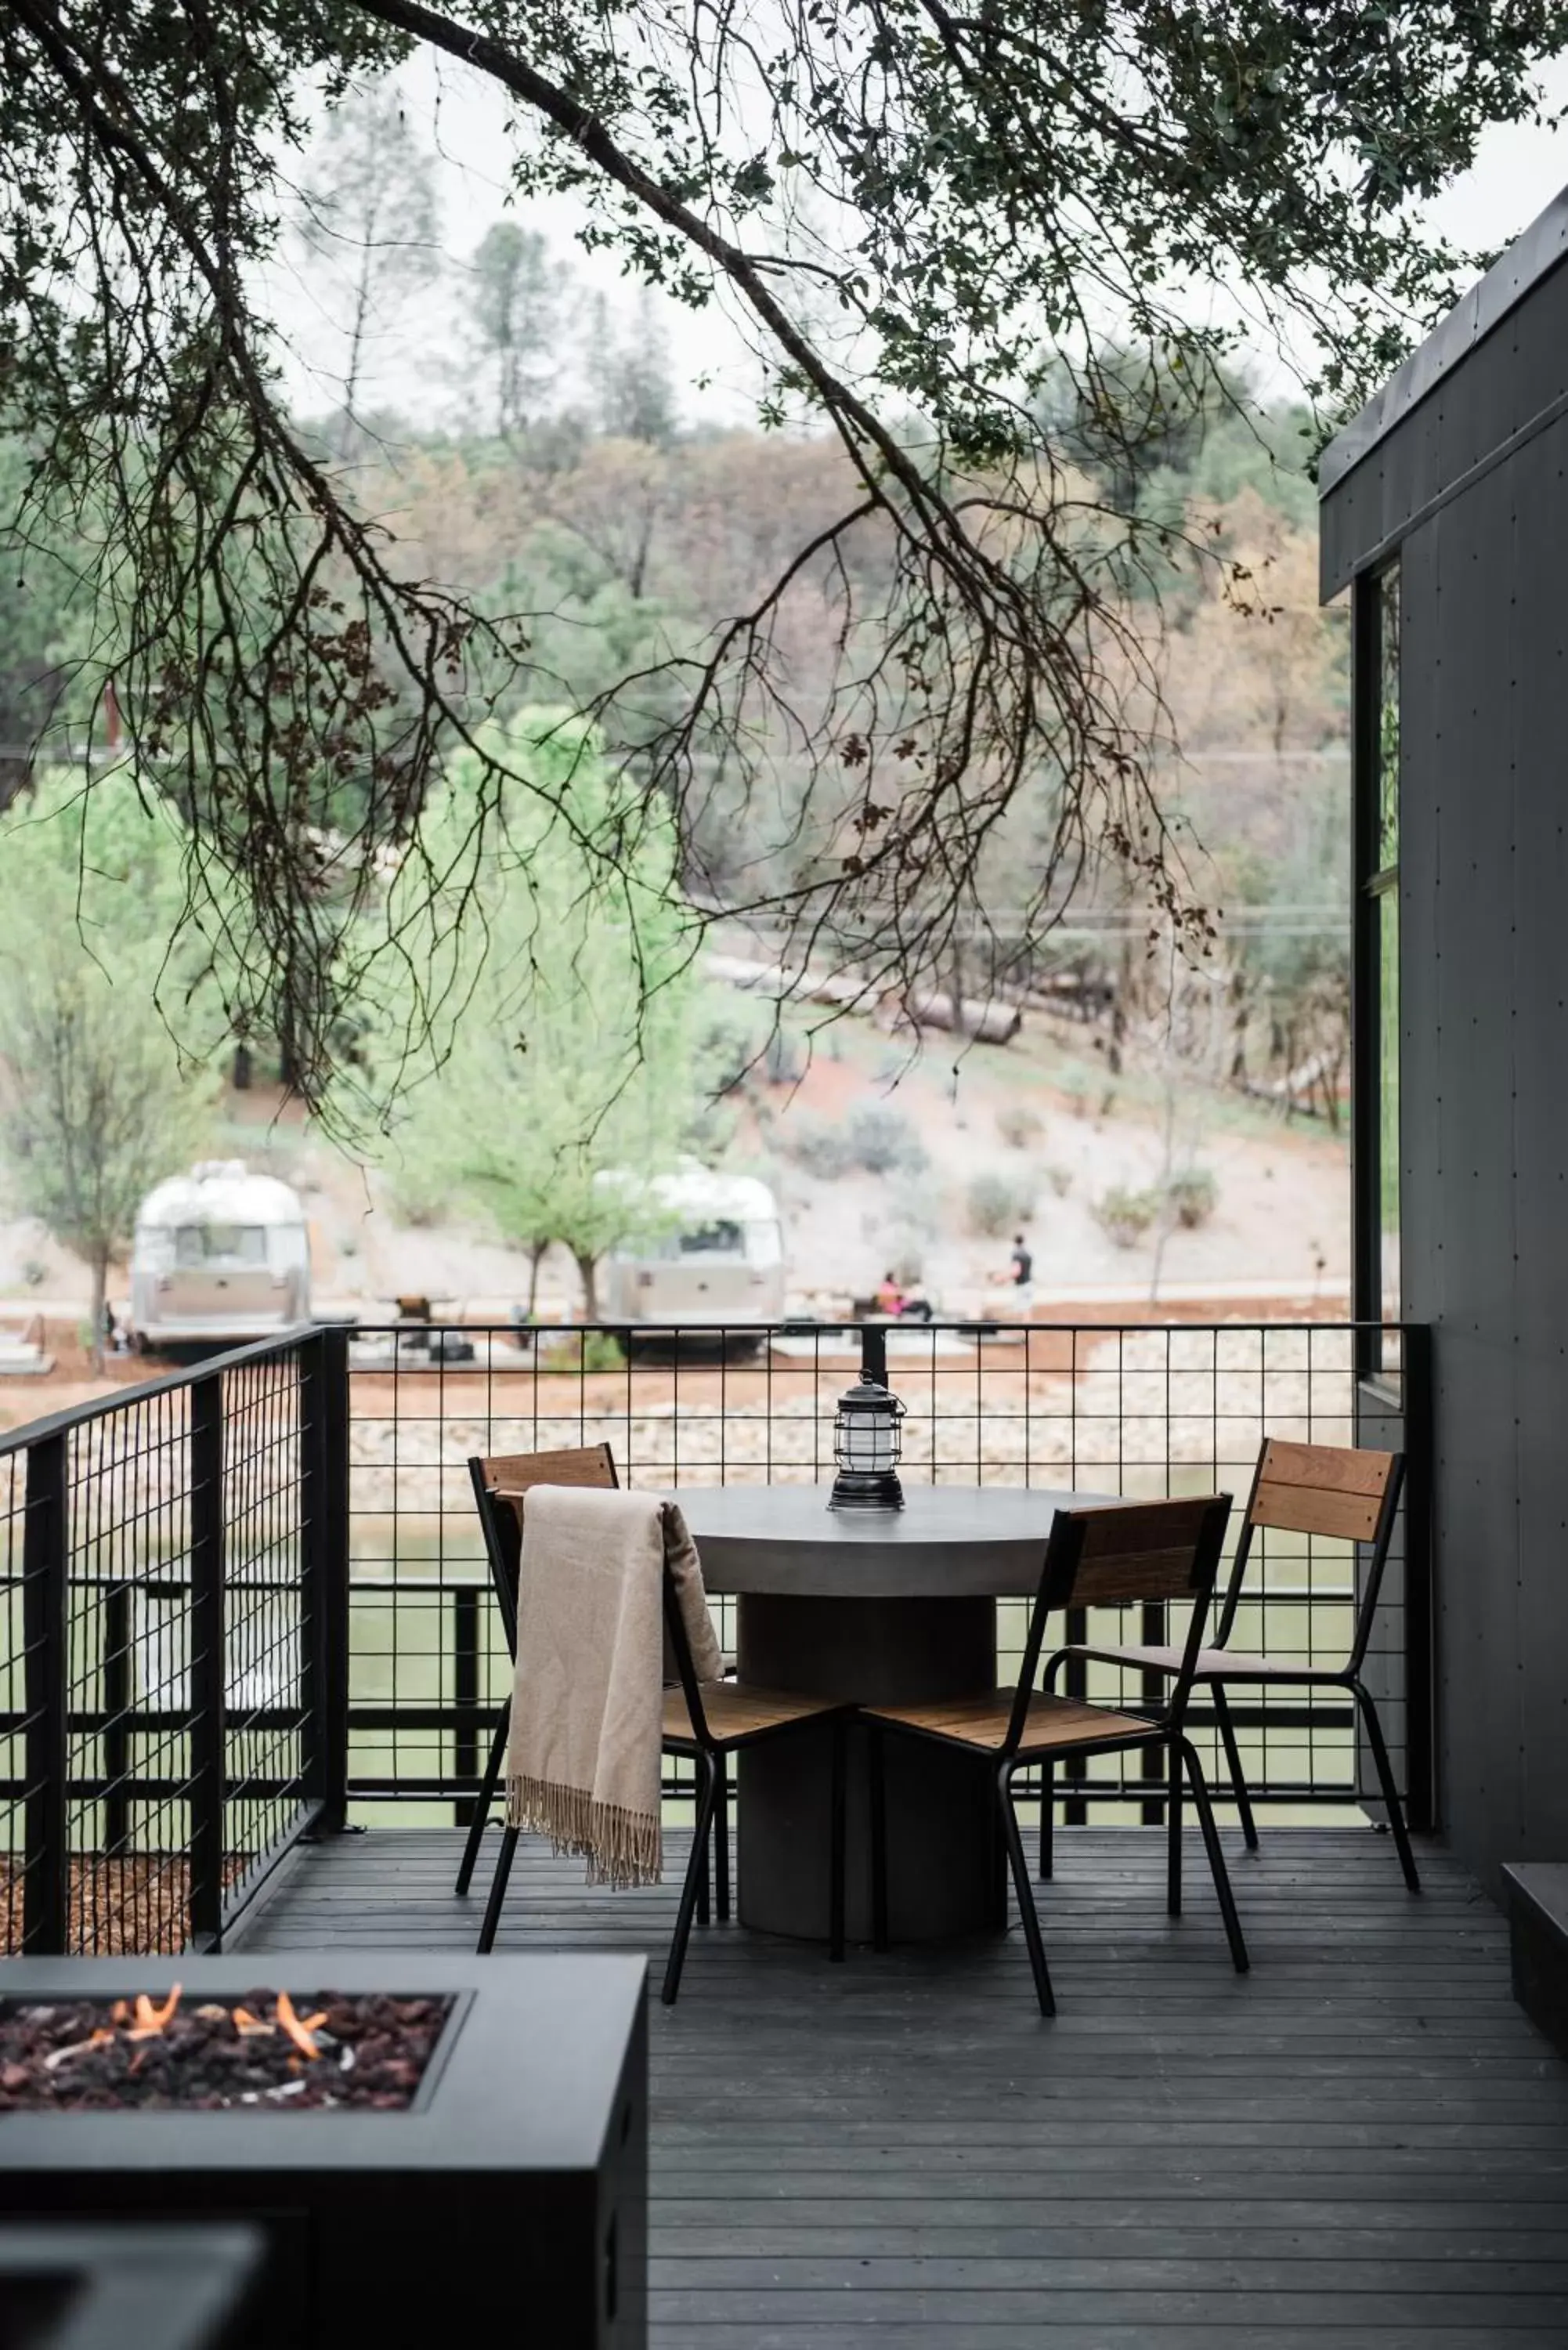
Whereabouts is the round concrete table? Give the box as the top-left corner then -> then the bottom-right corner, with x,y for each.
674,1484 -> 1115,1944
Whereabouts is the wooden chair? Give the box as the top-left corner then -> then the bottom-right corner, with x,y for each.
864,1495 -> 1244,2016
455,1445 -> 620,1904
1042,1441 -> 1416,1891
464,1447 -> 850,2002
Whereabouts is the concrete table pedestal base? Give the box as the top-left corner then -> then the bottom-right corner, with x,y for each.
736,1593 -> 1004,1943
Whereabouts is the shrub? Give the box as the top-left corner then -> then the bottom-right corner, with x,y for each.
1093,1185 -> 1162,1248
763,1025 -> 806,1085
1166,1169 -> 1219,1229
966,1171 -> 1035,1238
995,1102 -> 1044,1150
843,1101 -> 929,1176
579,1330 -> 627,1373
540,1329 -> 626,1372
783,1102 -> 928,1179
781,1114 -> 854,1179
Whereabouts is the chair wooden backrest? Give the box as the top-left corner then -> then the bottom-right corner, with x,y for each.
1215,1439 -> 1405,1668
468,1444 -> 619,1654
1013,1494 -> 1233,1751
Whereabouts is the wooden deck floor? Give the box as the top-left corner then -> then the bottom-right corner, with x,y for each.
237,1827 -> 1568,2346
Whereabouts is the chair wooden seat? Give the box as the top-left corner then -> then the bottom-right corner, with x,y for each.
864,1689 -> 1158,1754
1067,1640 -> 1343,1684
665,1682 -> 844,1748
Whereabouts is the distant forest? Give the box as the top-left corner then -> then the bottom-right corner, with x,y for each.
0,84 -> 1350,1122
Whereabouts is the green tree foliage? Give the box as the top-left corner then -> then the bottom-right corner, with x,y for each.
4,2 -> 1564,1100
464,222 -> 565,439
369,718 -> 712,1311
594,293 -> 679,450
0,774 -> 222,1361
294,80 -> 441,454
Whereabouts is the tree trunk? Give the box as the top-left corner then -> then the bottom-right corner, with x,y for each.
88,1250 -> 108,1376
573,1249 -> 600,1321
526,1240 -> 547,1318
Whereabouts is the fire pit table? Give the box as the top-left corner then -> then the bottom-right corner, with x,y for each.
0,1953 -> 646,2350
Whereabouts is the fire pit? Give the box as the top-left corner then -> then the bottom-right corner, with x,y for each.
0,1987 -> 457,2112
0,1954 -> 646,2350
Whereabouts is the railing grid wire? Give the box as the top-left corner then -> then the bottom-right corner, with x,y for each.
343,1318 -> 1414,1823
1,1329 -> 333,1956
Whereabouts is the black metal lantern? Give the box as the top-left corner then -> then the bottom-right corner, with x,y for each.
829,1373 -> 906,1509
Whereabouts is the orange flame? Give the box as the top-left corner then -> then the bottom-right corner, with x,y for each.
125,1983 -> 182,2041
275,1990 -> 322,2060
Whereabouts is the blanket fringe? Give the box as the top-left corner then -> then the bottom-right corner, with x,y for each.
506,1773 -> 663,1889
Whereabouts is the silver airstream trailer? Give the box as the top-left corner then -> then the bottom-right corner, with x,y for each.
596,1164 -> 786,1326
130,1161 -> 311,1349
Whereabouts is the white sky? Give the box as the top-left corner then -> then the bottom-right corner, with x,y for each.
266,46 -> 1568,434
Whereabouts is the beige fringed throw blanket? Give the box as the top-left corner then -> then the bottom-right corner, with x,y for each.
505,1487 -> 722,1888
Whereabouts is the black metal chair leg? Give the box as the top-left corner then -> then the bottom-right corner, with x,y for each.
714,1752 -> 731,1923
663,1755 -> 720,2005
1166,1734 -> 1183,1915
476,1824 -> 520,1954
1352,1679 -> 1421,1893
1211,1683 -> 1259,1852
456,1705 -> 511,1896
998,1765 -> 1055,2017
1039,1651 -> 1065,1878
869,1724 -> 889,1952
829,1719 -> 847,1962
695,1774 -> 712,1927
1180,1739 -> 1248,1974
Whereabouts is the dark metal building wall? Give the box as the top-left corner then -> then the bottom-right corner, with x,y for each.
1321,256 -> 1568,599
1327,307 -> 1568,1887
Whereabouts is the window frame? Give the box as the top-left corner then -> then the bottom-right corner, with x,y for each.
1353,559 -> 1401,1383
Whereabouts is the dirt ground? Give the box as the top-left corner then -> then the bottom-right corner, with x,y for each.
0,998 -> 1349,1436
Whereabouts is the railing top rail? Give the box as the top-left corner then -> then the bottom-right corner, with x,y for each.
0,1321 -> 320,1461
345,1316 -> 1414,1335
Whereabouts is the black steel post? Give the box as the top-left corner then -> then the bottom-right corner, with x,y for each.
101,1582 -> 132,1860
859,1322 -> 889,1387
1350,568 -> 1385,1381
453,1585 -> 480,1828
1400,1321 -> 1436,1832
21,1430 -> 69,1954
300,1325 -> 351,1833
1140,1600 -> 1165,1826
1063,1605 -> 1089,1826
187,1374 -> 226,1948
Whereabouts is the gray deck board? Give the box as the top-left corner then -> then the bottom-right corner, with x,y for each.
237,1827 -> 1568,2343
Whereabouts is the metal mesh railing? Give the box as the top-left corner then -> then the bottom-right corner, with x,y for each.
0,1328 -> 346,1955
0,1311 -> 1427,1954
342,1318 -> 1425,1823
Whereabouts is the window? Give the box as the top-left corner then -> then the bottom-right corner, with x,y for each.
173,1224 -> 269,1267
678,1220 -> 746,1258
1360,560 -> 1400,1373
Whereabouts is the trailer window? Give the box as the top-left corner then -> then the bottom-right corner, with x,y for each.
173,1224 -> 270,1267
679,1221 -> 746,1256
